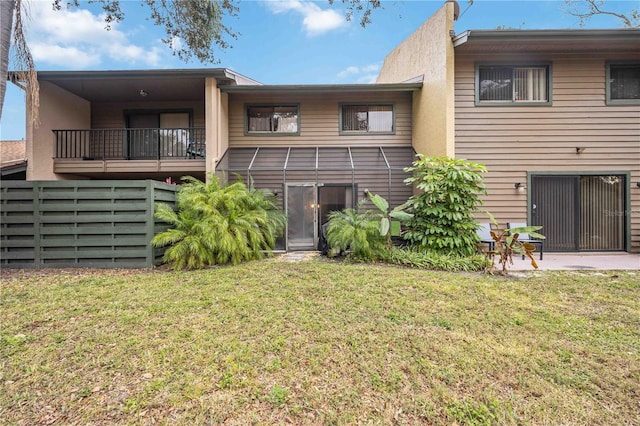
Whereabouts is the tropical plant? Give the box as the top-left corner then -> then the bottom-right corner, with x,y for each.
325,200 -> 386,261
382,247 -> 490,272
403,155 -> 487,256
152,175 -> 285,270
364,190 -> 413,249
484,211 -> 545,275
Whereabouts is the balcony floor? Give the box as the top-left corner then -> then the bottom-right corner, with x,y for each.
54,158 -> 206,180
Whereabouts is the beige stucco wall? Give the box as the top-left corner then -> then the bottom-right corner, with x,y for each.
28,81 -> 90,180
376,2 -> 456,158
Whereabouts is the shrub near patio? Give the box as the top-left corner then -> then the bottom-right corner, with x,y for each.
402,155 -> 487,257
325,156 -> 490,271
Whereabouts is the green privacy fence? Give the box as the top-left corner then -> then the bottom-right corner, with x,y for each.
1,180 -> 178,268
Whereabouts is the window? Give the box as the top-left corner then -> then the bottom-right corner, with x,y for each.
246,105 -> 299,134
477,65 -> 550,105
341,104 -> 394,134
607,62 -> 640,104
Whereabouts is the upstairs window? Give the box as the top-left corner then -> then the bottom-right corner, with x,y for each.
607,62 -> 640,105
246,105 -> 299,134
477,65 -> 550,105
341,104 -> 394,134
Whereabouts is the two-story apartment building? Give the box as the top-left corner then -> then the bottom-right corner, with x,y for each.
15,1 -> 640,252
23,71 -> 419,251
378,0 -> 639,253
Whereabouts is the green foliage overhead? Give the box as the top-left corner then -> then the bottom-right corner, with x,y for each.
403,155 -> 487,256
152,175 -> 285,270
53,0 -> 238,63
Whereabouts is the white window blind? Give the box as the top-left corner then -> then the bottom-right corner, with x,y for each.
247,106 -> 298,133
514,67 -> 547,101
342,104 -> 393,133
479,65 -> 548,103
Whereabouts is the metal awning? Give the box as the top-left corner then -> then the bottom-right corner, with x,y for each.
217,146 -> 414,173
217,146 -> 415,204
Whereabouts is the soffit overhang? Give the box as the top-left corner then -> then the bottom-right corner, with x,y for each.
219,82 -> 423,94
453,29 -> 640,55
10,68 -> 261,103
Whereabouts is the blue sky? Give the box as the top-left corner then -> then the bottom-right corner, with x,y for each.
1,0 -> 636,140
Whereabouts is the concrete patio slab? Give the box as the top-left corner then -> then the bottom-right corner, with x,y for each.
508,252 -> 640,271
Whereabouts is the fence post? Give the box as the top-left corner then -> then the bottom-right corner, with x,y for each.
146,180 -> 155,268
32,182 -> 42,268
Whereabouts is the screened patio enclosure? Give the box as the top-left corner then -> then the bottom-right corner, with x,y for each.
217,146 -> 415,250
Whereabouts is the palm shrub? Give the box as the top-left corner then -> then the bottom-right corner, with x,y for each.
403,155 -> 487,256
152,175 -> 285,270
325,201 -> 386,261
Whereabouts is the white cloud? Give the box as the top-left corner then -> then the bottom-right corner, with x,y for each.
30,43 -> 101,68
26,2 -> 165,68
264,0 -> 347,36
336,63 -> 380,83
337,66 -> 359,79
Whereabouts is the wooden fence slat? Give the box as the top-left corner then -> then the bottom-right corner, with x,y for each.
0,180 -> 177,268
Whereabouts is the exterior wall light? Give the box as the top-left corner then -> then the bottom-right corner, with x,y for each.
514,182 -> 525,191
139,89 -> 149,97
576,147 -> 586,154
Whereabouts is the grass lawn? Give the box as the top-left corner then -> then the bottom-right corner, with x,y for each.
1,258 -> 638,425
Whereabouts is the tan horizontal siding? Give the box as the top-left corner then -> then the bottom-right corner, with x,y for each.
227,92 -> 412,148
455,53 -> 640,251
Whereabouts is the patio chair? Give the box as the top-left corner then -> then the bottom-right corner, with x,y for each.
186,141 -> 206,159
476,222 -> 495,252
507,222 -> 544,260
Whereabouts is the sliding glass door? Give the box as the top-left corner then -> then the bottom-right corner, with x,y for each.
531,175 -> 625,251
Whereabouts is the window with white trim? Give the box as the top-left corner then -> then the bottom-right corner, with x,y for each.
477,65 -> 550,104
246,105 -> 299,134
607,63 -> 640,104
341,104 -> 394,133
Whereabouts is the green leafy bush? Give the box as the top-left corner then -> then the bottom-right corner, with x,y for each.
325,201 -> 386,261
403,155 -> 487,256
152,176 -> 285,270
382,247 -> 489,272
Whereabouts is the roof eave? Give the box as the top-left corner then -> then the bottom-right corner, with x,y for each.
220,82 -> 423,93
454,28 -> 640,48
9,68 -> 261,86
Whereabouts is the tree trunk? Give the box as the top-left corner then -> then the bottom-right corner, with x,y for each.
0,0 -> 15,121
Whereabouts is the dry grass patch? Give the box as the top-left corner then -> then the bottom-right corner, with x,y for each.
1,261 -> 639,425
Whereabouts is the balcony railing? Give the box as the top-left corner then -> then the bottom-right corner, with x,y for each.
53,128 -> 206,160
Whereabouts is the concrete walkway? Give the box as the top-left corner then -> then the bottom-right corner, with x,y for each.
508,252 -> 639,271
277,251 -> 639,271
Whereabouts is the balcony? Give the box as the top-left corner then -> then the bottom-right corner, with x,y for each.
52,128 -> 206,178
